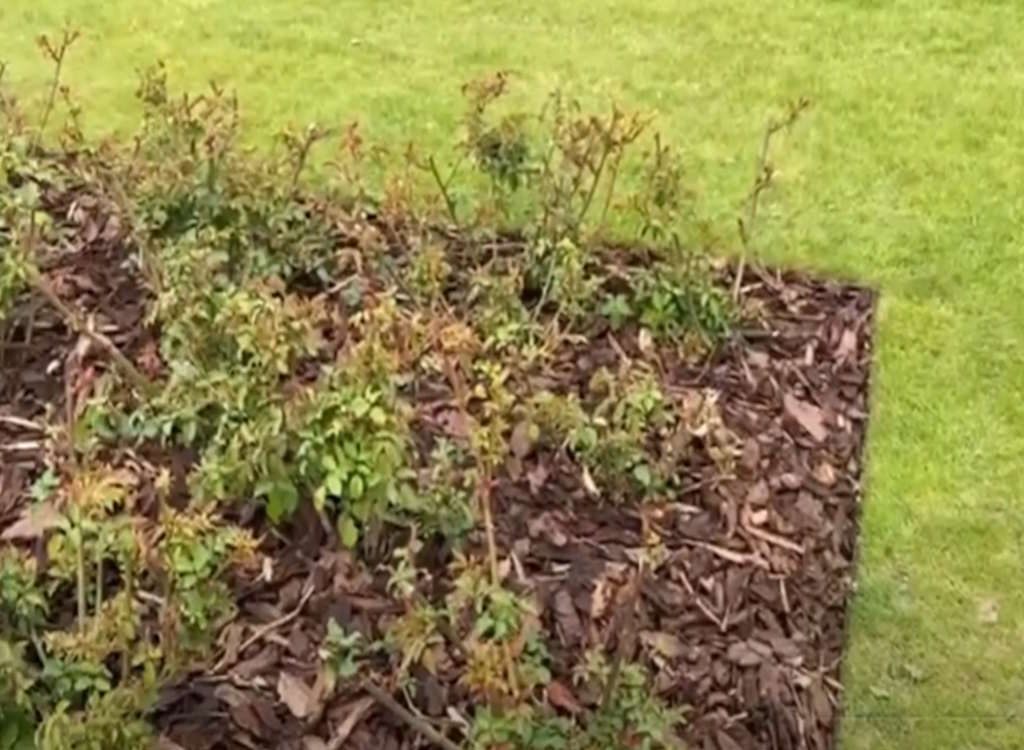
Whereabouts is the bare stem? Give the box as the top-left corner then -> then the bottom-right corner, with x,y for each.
600,564 -> 641,712
598,150 -> 623,233
288,124 -> 332,190
121,553 -> 134,679
34,28 -> 80,149
94,547 -> 103,616
427,154 -> 459,225
732,97 -> 810,302
577,145 -> 611,234
76,533 -> 87,628
440,355 -> 518,694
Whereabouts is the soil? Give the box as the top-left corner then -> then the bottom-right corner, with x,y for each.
1,207 -> 875,750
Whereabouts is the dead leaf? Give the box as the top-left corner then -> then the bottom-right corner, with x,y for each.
581,466 -> 600,497
213,683 -> 249,709
509,420 -> 536,458
809,679 -> 833,725
748,350 -> 769,370
277,672 -> 317,719
740,438 -> 760,473
233,646 -> 278,680
783,394 -> 827,442
327,696 -> 374,748
779,472 -> 803,490
547,680 -> 583,715
637,328 -> 654,355
527,513 -> 567,546
716,730 -> 744,750
302,738 -> 328,750
812,461 -> 837,487
726,641 -> 763,667
978,598 -> 999,625
154,737 -> 187,750
228,703 -> 267,739
137,340 -> 163,378
590,577 -> 612,619
436,408 -> 470,439
218,623 -> 244,668
837,328 -> 857,360
639,630 -> 686,659
552,588 -> 583,646
2,501 -> 62,540
526,462 -> 549,494
746,480 -> 769,506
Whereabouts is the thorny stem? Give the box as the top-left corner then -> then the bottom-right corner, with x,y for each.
732,97 -> 810,302
34,28 -> 80,150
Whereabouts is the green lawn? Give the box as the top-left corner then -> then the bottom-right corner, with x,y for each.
3,1 -> 1023,747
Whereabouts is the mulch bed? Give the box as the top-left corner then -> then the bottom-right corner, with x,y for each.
1,202 -> 875,750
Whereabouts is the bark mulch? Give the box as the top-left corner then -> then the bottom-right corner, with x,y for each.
1,210 -> 875,750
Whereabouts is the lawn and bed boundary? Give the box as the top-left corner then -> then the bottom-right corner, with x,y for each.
2,2 -> 1023,748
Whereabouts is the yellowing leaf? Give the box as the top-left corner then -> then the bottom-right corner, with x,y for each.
2,501 -> 62,540
338,516 -> 359,548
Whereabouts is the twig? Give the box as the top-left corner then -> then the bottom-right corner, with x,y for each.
0,441 -> 42,452
743,523 -> 804,555
677,538 -> 769,570
135,589 -> 167,607
0,415 -> 45,431
26,268 -> 155,397
363,682 -> 462,750
779,577 -> 791,615
214,584 -> 314,671
732,97 -> 810,302
676,553 -> 727,631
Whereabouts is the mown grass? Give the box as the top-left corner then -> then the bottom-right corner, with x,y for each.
2,1 -> 1023,747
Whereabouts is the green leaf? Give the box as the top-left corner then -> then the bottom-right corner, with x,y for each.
632,463 -> 653,488
266,479 -> 299,522
348,474 -> 365,499
338,516 -> 359,549
368,406 -> 388,426
313,485 -> 327,512
325,473 -> 343,497
350,396 -> 370,418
